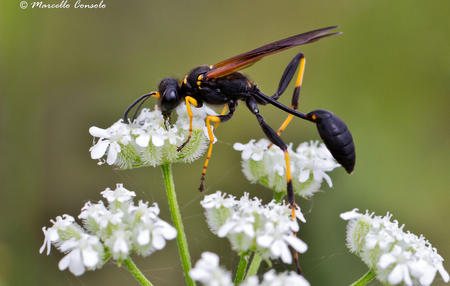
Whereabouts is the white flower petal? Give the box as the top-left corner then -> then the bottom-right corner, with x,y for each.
189,268 -> 210,281
251,152 -> 263,161
278,241 -> 292,264
152,233 -> 166,249
438,264 -> 450,282
82,247 -> 99,268
242,149 -> 252,160
284,235 -> 308,253
136,134 -> 151,147
339,209 -> 361,220
257,234 -> 273,247
151,135 -> 165,147
322,173 -> 333,187
89,126 -> 110,138
137,229 -> 150,245
233,143 -> 245,151
298,169 -> 310,183
378,253 -> 396,268
90,140 -> 109,159
161,225 -> 177,240
106,142 -> 121,165
59,249 -> 85,276
218,221 -> 235,237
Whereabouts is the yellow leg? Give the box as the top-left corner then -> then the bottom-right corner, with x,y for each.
177,96 -> 198,152
269,57 -> 307,149
295,57 -> 306,93
213,105 -> 228,131
284,139 -> 303,274
283,150 -> 297,220
277,113 -> 294,136
199,115 -> 221,192
277,57 -> 306,136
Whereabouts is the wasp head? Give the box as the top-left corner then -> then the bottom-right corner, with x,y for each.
158,78 -> 181,119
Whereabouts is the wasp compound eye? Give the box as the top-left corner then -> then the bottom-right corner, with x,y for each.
308,109 -> 355,173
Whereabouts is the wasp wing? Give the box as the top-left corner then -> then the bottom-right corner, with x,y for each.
206,26 -> 341,80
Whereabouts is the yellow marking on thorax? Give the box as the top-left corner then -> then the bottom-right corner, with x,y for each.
197,74 -> 204,89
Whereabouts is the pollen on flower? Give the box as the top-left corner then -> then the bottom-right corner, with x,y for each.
200,191 -> 307,264
40,184 -> 177,276
89,104 -> 217,169
233,139 -> 340,198
341,209 -> 449,286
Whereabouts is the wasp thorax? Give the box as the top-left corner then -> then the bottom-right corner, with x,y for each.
158,78 -> 181,118
185,66 -> 211,89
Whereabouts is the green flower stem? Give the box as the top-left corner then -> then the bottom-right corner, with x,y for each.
160,164 -> 196,286
273,191 -> 285,203
350,269 -> 376,286
123,257 -> 154,286
245,252 -> 262,278
234,253 -> 249,285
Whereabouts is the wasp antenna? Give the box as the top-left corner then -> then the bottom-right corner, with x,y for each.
123,92 -> 160,123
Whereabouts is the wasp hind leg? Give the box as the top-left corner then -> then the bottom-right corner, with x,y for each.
246,96 -> 302,274
272,52 -> 306,136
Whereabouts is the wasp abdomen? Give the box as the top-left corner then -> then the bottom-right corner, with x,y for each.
307,109 -> 355,173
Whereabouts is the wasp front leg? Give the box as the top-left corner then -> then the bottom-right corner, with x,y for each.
177,96 -> 199,152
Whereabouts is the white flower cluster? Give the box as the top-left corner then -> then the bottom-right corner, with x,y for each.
40,184 -> 177,276
341,209 -> 449,286
189,252 -> 310,286
190,252 -> 234,286
242,269 -> 310,286
201,191 -> 307,264
89,104 -> 217,168
233,139 -> 340,198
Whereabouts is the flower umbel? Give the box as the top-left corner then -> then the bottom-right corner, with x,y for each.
234,139 -> 340,198
190,252 -> 310,286
201,191 -> 307,264
89,104 -> 217,168
189,252 -> 233,286
341,209 -> 449,286
40,184 -> 177,276
241,269 -> 310,286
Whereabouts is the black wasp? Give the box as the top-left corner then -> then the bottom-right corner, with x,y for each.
124,25 -> 355,219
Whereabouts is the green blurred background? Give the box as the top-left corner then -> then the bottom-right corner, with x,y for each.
1,0 -> 449,285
